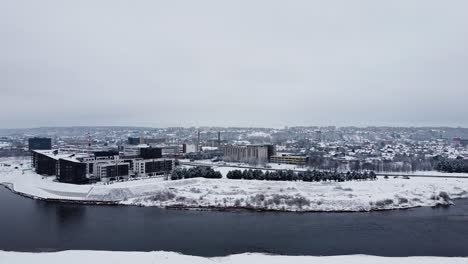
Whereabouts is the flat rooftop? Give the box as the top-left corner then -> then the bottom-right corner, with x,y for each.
32,149 -> 90,163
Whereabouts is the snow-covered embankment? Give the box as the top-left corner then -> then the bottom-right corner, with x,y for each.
2,157 -> 468,212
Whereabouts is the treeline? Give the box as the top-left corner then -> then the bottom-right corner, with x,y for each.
170,167 -> 377,182
435,158 -> 468,173
227,169 -> 377,182
308,153 -> 437,172
170,166 -> 222,180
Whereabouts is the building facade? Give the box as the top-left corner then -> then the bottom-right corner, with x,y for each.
223,144 -> 276,164
140,147 -> 163,159
31,148 -> 175,183
57,158 -> 87,184
95,162 -> 130,180
31,150 -> 58,176
28,137 -> 52,150
270,154 -> 309,166
128,137 -> 141,145
134,159 -> 174,177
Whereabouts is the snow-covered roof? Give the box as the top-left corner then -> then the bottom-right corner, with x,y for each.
32,149 -> 89,162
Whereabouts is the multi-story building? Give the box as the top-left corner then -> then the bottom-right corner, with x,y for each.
28,137 -> 52,150
95,162 -> 130,181
57,158 -> 87,184
223,144 -> 276,164
31,147 -> 174,183
80,152 -> 118,177
140,147 -> 162,159
160,146 -> 181,157
270,154 -> 309,166
128,137 -> 141,145
123,144 -> 149,157
134,159 -> 174,177
31,149 -> 59,176
182,143 -> 197,153
32,150 -> 88,183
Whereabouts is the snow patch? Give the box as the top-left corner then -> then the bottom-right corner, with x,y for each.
0,251 -> 467,264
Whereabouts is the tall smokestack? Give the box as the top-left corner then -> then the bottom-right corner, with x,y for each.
218,131 -> 221,146
197,130 -> 201,152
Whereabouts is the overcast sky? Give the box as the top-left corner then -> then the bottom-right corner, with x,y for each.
1,0 -> 468,129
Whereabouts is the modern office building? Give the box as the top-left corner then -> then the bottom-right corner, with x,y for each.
140,147 -> 163,159
31,148 -> 174,183
128,137 -> 141,145
95,162 -> 130,181
123,144 -> 165,159
270,154 -> 309,166
31,150 -> 59,176
94,150 -> 119,158
28,137 -> 52,150
57,158 -> 87,184
161,146 -> 181,156
134,159 -> 174,177
123,144 -> 149,157
32,150 -> 89,182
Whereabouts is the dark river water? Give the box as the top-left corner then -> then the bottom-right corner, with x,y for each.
1,187 -> 468,257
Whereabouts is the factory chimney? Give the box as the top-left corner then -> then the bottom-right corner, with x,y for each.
197,130 -> 201,152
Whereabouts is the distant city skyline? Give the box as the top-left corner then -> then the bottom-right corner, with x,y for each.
2,124 -> 468,132
2,0 -> 468,129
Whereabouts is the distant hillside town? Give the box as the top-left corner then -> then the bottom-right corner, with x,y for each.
1,126 -> 468,184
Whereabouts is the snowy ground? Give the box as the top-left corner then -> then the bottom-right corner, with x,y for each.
180,159 -> 308,172
1,251 -> 467,264
2,157 -> 468,211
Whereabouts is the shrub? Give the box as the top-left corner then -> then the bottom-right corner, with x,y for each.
148,191 -> 176,202
375,199 -> 393,207
398,197 -> 409,204
439,191 -> 451,202
271,195 -> 282,205
284,195 -> 311,208
189,187 -> 201,193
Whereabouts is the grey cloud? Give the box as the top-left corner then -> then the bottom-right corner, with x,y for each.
1,0 -> 468,128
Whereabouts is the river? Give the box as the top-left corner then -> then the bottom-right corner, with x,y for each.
1,187 -> 467,256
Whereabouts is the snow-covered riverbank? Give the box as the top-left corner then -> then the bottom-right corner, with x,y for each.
1,251 -> 467,264
2,157 -> 468,212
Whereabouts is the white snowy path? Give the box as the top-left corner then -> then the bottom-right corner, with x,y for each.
0,251 -> 467,264
2,157 -> 468,211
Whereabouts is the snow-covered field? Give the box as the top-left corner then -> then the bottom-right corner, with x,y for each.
180,159 -> 308,172
182,159 -> 468,178
1,251 -> 467,264
2,157 -> 468,211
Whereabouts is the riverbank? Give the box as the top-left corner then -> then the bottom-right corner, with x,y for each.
1,251 -> 468,264
2,157 -> 468,212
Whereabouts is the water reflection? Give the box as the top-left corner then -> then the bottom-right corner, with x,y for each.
55,204 -> 86,224
34,200 -> 87,226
